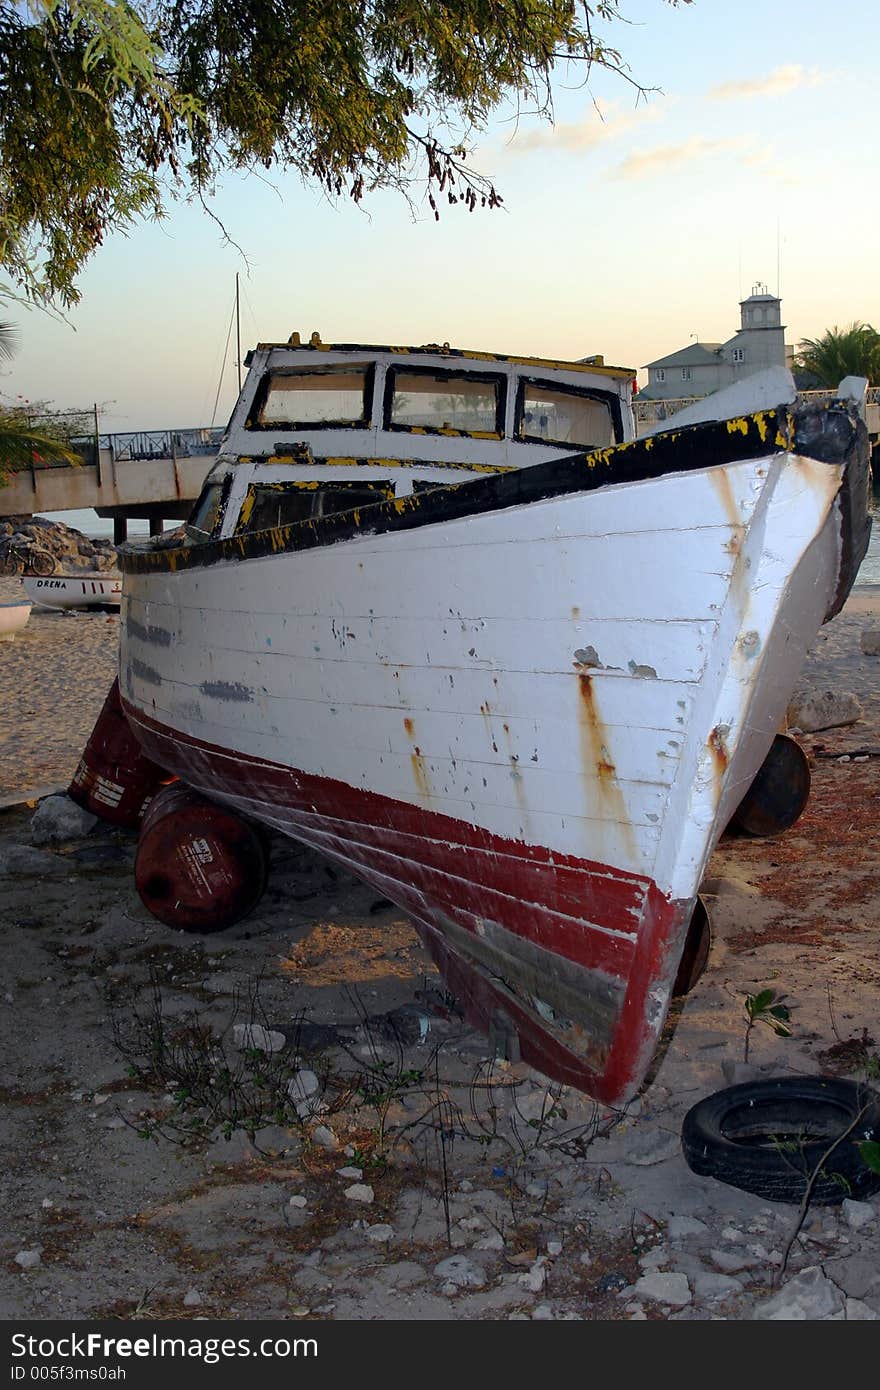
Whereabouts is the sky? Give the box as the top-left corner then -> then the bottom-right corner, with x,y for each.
2,0 -> 879,435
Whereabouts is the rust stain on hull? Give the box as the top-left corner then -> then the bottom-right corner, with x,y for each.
576,673 -> 633,854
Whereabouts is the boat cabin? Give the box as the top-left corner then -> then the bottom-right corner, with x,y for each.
186,341 -> 636,543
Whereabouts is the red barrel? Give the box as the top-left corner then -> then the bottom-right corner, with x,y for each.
69,677 -> 170,828
134,783 -> 269,932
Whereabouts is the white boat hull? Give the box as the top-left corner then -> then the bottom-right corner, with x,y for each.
0,601 -> 31,641
24,574 -> 122,610
119,401 -> 870,1102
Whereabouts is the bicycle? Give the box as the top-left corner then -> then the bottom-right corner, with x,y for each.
3,538 -> 58,576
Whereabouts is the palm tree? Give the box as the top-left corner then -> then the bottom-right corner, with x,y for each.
0,322 -> 81,473
795,322 -> 880,387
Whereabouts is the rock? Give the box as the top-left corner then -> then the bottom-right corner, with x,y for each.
253,1125 -> 300,1158
31,796 -> 98,846
693,1272 -> 744,1300
596,1271 -> 628,1293
0,516 -> 118,577
710,1249 -> 756,1274
628,1272 -> 691,1307
785,689 -> 862,734
842,1199 -> 876,1232
336,1165 -> 363,1180
475,1231 -> 505,1252
434,1255 -> 486,1289
830,1254 -> 880,1299
232,1024 -> 286,1054
0,844 -> 67,878
638,1245 -> 669,1271
311,1125 -> 338,1151
182,1288 -> 202,1307
14,1249 -> 42,1269
845,1298 -> 879,1320
364,1224 -> 394,1244
343,1184 -> 374,1204
287,1069 -> 319,1102
755,1267 -> 845,1320
288,1195 -> 308,1209
519,1258 -> 547,1293
859,627 -> 880,656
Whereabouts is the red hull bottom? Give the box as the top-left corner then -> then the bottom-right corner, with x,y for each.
124,703 -> 688,1104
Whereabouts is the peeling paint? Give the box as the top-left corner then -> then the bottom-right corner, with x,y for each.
199,681 -> 254,703
573,646 -> 603,669
627,660 -> 658,678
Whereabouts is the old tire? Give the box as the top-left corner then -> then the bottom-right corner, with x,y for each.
730,733 -> 811,837
681,1077 -> 880,1205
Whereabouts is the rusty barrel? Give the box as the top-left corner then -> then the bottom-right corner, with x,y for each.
68,677 -> 169,828
134,783 -> 269,932
730,733 -> 811,838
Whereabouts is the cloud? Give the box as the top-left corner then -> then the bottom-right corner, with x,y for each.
507,99 -> 664,155
610,135 -> 750,180
708,64 -> 825,101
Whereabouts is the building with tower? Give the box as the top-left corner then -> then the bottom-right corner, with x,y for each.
639,285 -> 792,399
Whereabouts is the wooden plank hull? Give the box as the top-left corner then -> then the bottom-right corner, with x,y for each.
119,403 -> 868,1103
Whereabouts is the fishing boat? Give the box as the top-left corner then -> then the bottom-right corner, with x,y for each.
115,340 -> 871,1104
0,599 -> 31,641
24,573 -> 122,610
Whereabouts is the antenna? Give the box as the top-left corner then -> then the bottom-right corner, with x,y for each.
776,220 -> 781,298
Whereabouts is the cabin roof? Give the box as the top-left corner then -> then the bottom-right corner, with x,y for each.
643,343 -> 722,370
252,341 -> 637,383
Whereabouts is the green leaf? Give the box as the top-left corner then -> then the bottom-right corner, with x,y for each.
857,1140 -> 880,1175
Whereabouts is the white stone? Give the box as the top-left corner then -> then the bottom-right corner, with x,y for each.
785,689 -> 862,734
15,1250 -> 42,1269
288,1195 -> 308,1209
842,1199 -> 876,1232
336,1165 -> 363,1180
434,1255 -> 486,1289
232,1023 -> 286,1054
756,1267 -> 845,1320
30,795 -> 98,846
344,1183 -> 374,1204
287,1070 -> 319,1103
183,1288 -> 202,1307
629,1271 -> 691,1307
546,1240 -> 563,1256
859,627 -> 880,656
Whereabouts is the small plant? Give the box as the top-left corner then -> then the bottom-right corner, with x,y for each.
743,988 -> 792,1062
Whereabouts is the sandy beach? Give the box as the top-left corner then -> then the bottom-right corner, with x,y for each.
1,576 -> 879,1321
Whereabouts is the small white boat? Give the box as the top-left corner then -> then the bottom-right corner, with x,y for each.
113,340 -> 870,1104
0,600 -> 32,641
23,573 -> 122,611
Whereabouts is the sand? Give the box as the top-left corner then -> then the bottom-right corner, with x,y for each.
1,579 -> 879,1322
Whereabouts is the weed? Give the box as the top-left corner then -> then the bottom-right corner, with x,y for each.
743,988 -> 792,1062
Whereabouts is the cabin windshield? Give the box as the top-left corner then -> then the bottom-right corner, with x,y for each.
185,482 -> 225,540
251,366 -> 372,429
519,384 -> 616,449
237,481 -> 394,535
388,370 -> 502,435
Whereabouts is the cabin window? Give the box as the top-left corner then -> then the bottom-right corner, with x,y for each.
655,368 -> 666,382
236,481 -> 393,534
185,482 -> 226,541
516,382 -> 616,450
247,364 -> 373,430
386,369 -> 503,436
681,367 -> 692,382
732,348 -> 745,363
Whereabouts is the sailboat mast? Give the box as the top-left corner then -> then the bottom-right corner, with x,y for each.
235,273 -> 242,393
